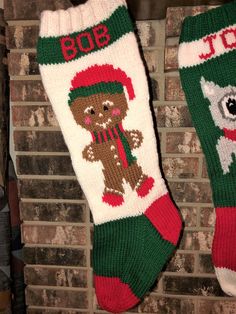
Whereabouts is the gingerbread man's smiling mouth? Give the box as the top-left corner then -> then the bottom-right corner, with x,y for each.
95,118 -> 112,129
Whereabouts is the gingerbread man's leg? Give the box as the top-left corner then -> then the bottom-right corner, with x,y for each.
102,168 -> 125,207
125,163 -> 154,198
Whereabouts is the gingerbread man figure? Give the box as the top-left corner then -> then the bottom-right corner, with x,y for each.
68,64 -> 154,206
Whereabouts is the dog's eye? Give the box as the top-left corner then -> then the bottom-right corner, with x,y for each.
226,98 -> 236,115
220,94 -> 236,120
103,105 -> 109,111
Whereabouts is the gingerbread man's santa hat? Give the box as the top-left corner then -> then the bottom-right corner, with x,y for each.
68,64 -> 135,106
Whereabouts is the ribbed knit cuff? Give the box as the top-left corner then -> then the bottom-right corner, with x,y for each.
39,0 -> 127,38
180,1 -> 236,43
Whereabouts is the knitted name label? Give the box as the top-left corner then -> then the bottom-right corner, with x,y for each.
179,24 -> 236,68
37,6 -> 133,65
60,24 -> 110,61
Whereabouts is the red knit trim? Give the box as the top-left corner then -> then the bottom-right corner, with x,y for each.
70,64 -> 135,100
144,194 -> 182,246
102,193 -> 124,207
223,128 -> 236,141
97,132 -> 102,143
90,132 -> 96,142
213,207 -> 236,271
118,122 -> 125,132
137,177 -> 154,197
103,130 -> 107,141
115,135 -> 129,168
94,275 -> 140,313
108,128 -> 114,140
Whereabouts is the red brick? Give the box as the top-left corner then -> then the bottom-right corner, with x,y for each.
6,25 -> 39,49
157,105 -> 192,127
165,77 -> 185,101
143,50 -> 158,73
169,181 -> 212,203
139,295 -> 194,313
180,231 -> 213,251
4,0 -> 71,20
24,266 -> 88,287
27,309 -> 89,314
10,81 -> 48,102
12,105 -> 57,127
16,155 -> 74,176
151,77 -> 159,100
162,157 -> 199,178
22,224 -> 86,245
202,158 -> 209,178
165,46 -> 178,71
165,6 -> 209,37
136,21 -> 157,47
198,254 -> 214,274
163,275 -> 224,296
200,207 -> 215,227
179,206 -> 197,227
20,202 -> 86,223
19,179 -> 83,199
166,253 -> 195,273
8,52 -> 39,75
23,247 -> 86,266
198,300 -> 236,314
14,131 -> 67,152
26,287 -> 88,308
166,132 -> 201,154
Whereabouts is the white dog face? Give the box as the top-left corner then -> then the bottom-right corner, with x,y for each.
200,77 -> 236,130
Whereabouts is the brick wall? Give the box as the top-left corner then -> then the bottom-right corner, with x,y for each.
5,0 -> 236,313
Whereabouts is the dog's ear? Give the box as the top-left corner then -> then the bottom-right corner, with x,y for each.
200,77 -> 221,99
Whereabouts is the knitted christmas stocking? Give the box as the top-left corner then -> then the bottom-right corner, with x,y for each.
179,1 -> 236,296
37,0 -> 182,311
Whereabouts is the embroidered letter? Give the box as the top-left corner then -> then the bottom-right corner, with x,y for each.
220,28 -> 236,49
60,36 -> 77,61
93,24 -> 111,48
199,34 -> 216,60
76,32 -> 95,53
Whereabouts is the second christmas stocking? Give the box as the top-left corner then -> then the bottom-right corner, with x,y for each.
37,0 -> 182,312
179,1 -> 236,296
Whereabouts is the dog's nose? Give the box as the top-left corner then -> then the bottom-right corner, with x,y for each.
98,113 -> 103,118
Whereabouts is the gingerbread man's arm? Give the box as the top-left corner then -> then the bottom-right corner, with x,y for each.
82,142 -> 100,162
125,130 -> 143,149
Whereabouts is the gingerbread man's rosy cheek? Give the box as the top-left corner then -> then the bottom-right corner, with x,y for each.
84,116 -> 92,125
112,108 -> 121,116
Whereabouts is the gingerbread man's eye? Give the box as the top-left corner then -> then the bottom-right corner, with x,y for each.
103,105 -> 109,111
84,106 -> 95,115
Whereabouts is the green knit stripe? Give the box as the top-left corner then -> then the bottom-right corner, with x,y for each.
179,1 -> 236,43
179,45 -> 236,207
37,6 -> 133,65
106,130 -> 111,141
93,131 -> 99,144
93,215 -> 175,298
68,82 -> 123,106
116,124 -> 137,166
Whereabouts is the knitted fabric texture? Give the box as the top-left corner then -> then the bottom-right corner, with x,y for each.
37,0 -> 182,311
178,0 -> 236,297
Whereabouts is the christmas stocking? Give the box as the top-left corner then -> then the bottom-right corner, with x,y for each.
37,0 -> 182,311
179,1 -> 236,296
